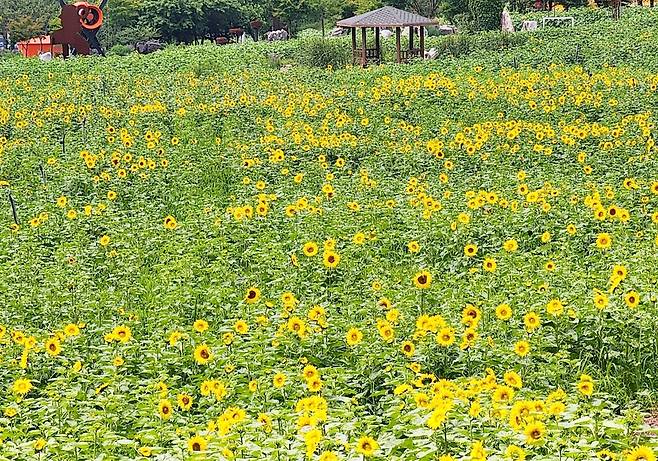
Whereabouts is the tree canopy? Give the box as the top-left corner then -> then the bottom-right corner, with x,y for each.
0,0 -> 592,48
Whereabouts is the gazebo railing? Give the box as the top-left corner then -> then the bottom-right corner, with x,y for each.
352,47 -> 381,65
399,48 -> 423,63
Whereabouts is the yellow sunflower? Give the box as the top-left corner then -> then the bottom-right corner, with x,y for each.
163,215 -> 177,230
524,421 -> 546,445
323,251 -> 340,268
193,344 -> 213,365
626,446 -> 656,461
355,436 -> 379,457
413,270 -> 432,289
158,399 -> 173,420
346,327 -> 363,346
187,435 -> 208,453
245,287 -> 261,304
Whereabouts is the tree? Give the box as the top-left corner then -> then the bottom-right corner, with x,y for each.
351,0 -> 382,14
269,0 -> 309,34
408,0 -> 439,18
201,0 -> 248,41
309,0 -> 343,36
7,15 -> 45,42
0,0 -> 58,42
468,0 -> 503,30
140,0 -> 202,43
439,0 -> 469,24
139,0 -> 249,43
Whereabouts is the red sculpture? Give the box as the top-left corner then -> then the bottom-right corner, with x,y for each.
51,0 -> 107,57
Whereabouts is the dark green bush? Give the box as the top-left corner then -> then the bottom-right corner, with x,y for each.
468,0 -> 505,31
297,37 -> 350,69
108,44 -> 133,57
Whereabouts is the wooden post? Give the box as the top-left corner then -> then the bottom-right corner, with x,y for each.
419,26 -> 425,60
351,27 -> 356,65
361,27 -> 367,67
375,27 -> 380,62
409,26 -> 414,51
395,27 -> 401,63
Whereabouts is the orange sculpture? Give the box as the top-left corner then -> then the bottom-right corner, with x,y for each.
51,0 -> 107,57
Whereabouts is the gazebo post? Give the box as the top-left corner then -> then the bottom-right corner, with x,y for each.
395,26 -> 401,63
409,26 -> 414,52
360,27 -> 367,67
351,27 -> 357,65
419,26 -> 425,60
375,27 -> 380,62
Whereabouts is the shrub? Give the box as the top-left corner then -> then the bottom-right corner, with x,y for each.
297,37 -> 350,68
452,13 -> 474,32
266,52 -> 283,69
298,28 -> 323,40
468,0 -> 505,31
108,44 -> 133,56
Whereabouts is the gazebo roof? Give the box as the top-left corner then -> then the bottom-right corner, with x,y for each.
337,6 -> 437,28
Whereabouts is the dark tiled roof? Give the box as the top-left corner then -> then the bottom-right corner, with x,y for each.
337,6 -> 438,28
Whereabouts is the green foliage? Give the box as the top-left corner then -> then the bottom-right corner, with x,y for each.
407,0 -> 440,18
439,0 -> 469,23
468,0 -> 504,31
102,25 -> 159,49
430,29 -> 528,57
108,44 -> 134,56
351,0 -> 383,13
297,36 -> 350,68
2,7 -> 658,460
0,0 -> 58,42
6,15 -> 44,43
297,28 -> 323,39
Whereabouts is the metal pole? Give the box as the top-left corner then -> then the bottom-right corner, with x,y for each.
8,191 -> 18,225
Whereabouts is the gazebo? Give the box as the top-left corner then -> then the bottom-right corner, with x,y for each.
337,6 -> 438,67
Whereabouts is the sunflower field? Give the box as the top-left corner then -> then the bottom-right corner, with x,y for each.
1,7 -> 658,461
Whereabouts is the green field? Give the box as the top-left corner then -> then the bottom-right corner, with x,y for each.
1,7 -> 658,461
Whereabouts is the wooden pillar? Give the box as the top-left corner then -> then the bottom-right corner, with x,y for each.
361,27 -> 367,67
419,26 -> 425,60
375,27 -> 380,62
395,27 -> 401,63
409,26 -> 414,51
351,27 -> 356,65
